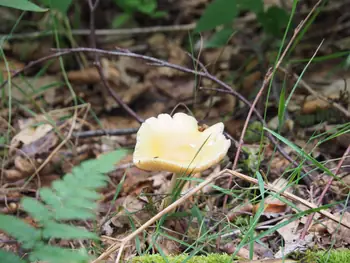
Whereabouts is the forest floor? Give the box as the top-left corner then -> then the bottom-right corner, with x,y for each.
0,0 -> 350,262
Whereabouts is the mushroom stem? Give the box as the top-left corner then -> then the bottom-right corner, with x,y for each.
161,172 -> 180,209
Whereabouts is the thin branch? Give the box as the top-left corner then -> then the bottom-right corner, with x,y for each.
0,23 -> 196,40
300,145 -> 350,239
86,0 -> 144,124
72,128 -> 138,138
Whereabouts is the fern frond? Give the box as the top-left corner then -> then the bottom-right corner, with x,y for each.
0,149 -> 128,263
21,197 -> 52,223
0,214 -> 41,249
30,245 -> 91,263
0,249 -> 26,263
42,222 -> 97,240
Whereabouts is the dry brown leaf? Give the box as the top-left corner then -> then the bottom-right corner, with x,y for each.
275,219 -> 312,258
336,133 -> 350,149
302,78 -> 350,114
253,178 -> 290,217
242,71 -> 262,94
202,46 -> 233,66
323,211 -> 350,245
67,65 -> 120,85
14,156 -> 36,175
0,58 -> 25,80
222,243 -> 258,260
99,81 -> 150,111
2,76 -> 62,101
153,76 -> 195,100
21,132 -> 59,158
4,169 -> 24,181
11,41 -> 61,73
11,123 -> 53,148
302,99 -> 330,114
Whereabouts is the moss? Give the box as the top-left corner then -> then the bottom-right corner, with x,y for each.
131,250 -> 350,263
302,249 -> 350,263
131,253 -> 234,263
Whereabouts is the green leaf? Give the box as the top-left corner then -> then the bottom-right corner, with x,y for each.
137,0 -> 157,14
0,0 -> 48,12
42,221 -> 97,240
0,249 -> 26,263
237,0 -> 263,13
37,0 -> 72,13
54,206 -> 95,221
278,83 -> 286,129
112,13 -> 132,28
39,188 -> 62,208
204,28 -> 236,48
257,6 -> 289,37
40,188 -> 95,220
195,0 -> 238,32
0,214 -> 41,249
41,150 -> 127,221
30,244 -> 92,263
21,197 -> 52,223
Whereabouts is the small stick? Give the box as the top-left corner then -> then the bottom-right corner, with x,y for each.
72,127 -> 138,138
87,0 -> 144,124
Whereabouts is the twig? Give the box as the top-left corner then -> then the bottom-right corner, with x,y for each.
279,67 -> 350,118
72,128 -> 138,138
87,0 -> 144,124
0,23 -> 196,40
300,145 -> 350,239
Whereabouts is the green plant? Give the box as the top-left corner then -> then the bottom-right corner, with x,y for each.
131,250 -> 350,263
0,149 -> 127,263
38,0 -> 73,14
195,0 -> 290,48
132,253 -> 236,263
303,249 -> 350,263
0,0 -> 47,12
113,0 -> 166,27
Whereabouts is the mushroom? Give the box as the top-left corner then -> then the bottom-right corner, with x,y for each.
133,112 -> 231,206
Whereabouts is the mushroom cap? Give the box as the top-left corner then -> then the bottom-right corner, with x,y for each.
133,113 -> 231,174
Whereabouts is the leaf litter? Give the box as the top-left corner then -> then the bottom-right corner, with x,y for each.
1,0 -> 350,262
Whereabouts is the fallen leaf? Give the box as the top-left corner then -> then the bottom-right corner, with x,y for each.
11,123 -> 53,147
67,62 -> 120,85
2,75 -> 62,101
0,58 -> 25,80
253,178 -> 290,217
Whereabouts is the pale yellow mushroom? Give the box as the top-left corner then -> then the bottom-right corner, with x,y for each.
133,112 -> 231,174
133,112 -> 231,208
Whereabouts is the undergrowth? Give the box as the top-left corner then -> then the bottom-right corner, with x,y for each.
0,149 -> 127,263
131,249 -> 350,263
